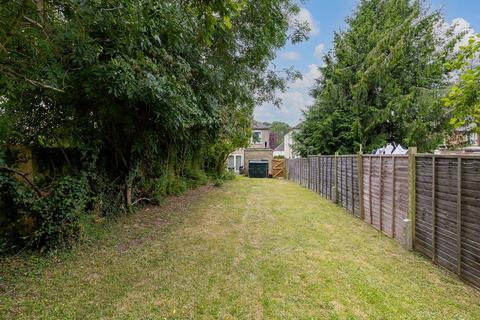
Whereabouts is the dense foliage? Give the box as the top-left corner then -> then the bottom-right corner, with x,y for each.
443,35 -> 480,131
0,0 -> 305,252
268,121 -> 291,146
295,0 -> 460,156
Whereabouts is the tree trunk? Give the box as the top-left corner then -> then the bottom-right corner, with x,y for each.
124,181 -> 132,210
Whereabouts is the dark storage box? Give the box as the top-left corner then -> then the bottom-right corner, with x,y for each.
248,160 -> 269,178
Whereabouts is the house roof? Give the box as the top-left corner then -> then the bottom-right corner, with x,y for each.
456,123 -> 477,132
274,142 -> 284,152
292,121 -> 303,129
253,120 -> 270,130
284,122 -> 302,135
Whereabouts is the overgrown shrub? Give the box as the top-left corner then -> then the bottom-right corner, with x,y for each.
0,174 -> 90,254
0,0 -> 304,253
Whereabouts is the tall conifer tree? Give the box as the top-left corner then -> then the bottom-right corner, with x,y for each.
295,0 -> 459,155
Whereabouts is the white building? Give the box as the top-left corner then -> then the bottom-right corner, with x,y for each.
273,143 -> 285,158
283,126 -> 300,159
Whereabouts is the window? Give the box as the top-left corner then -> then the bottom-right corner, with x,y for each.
252,131 -> 262,144
235,155 -> 242,170
466,132 -> 476,146
469,132 -> 479,146
227,155 -> 234,169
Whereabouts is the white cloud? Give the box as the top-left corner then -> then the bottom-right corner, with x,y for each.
314,43 -> 326,59
254,65 -> 321,125
290,64 -> 321,90
436,17 -> 476,52
294,8 -> 320,36
254,90 -> 311,125
281,51 -> 301,61
451,18 -> 476,48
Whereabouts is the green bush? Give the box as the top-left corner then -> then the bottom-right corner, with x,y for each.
183,166 -> 209,187
221,170 -> 236,181
0,174 -> 90,253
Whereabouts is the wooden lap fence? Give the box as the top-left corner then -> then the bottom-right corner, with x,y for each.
286,152 -> 480,289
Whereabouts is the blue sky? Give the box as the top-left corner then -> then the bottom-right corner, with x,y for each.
254,0 -> 480,126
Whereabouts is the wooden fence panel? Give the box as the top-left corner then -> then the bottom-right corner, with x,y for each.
382,156 -> 394,236
309,156 -> 318,192
435,157 -> 459,273
415,155 -> 480,288
287,153 -> 480,290
362,155 -> 409,243
415,156 -> 434,257
303,158 -> 308,187
367,156 -> 382,230
461,159 -> 480,288
317,156 -> 329,200
335,156 -> 360,217
324,156 -> 334,201
286,158 -> 300,183
394,157 -> 409,241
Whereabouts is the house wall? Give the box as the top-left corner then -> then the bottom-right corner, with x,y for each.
284,130 -> 299,159
227,123 -> 272,172
230,149 -> 244,156
269,132 -> 278,149
250,129 -> 270,149
227,148 -> 244,173
244,148 -> 273,176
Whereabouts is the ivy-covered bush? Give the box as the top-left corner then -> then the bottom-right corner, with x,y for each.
0,174 -> 90,254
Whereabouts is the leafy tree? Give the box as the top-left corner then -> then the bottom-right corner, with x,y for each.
270,121 -> 291,146
0,0 -> 306,252
295,0 -> 459,156
443,35 -> 480,131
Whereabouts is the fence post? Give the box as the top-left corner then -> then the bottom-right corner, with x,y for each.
369,156 -> 373,224
357,150 -> 365,220
298,159 -> 301,184
457,157 -> 462,276
333,152 -> 339,203
350,157 -> 354,214
317,156 -> 320,194
308,156 -> 311,190
379,155 -> 384,232
432,155 -> 436,263
392,156 -> 396,238
285,159 -> 289,180
406,147 -> 417,250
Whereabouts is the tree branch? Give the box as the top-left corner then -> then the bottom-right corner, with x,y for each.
131,197 -> 153,206
25,78 -> 64,92
0,166 -> 42,197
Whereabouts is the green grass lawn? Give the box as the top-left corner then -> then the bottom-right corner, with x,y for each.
1,177 -> 480,319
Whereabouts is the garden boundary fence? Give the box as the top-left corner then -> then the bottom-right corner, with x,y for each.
286,150 -> 480,289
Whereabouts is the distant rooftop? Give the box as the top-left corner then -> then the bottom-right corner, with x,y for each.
253,120 -> 270,130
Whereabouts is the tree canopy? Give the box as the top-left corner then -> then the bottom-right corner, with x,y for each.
443,35 -> 480,131
294,0 -> 460,156
0,0 -> 306,252
267,121 -> 291,147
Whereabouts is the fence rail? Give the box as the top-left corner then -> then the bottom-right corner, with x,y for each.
286,152 -> 480,289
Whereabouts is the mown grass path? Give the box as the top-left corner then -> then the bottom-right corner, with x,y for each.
1,178 -> 480,319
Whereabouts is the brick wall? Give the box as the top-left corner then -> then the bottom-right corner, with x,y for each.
244,148 -> 273,176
